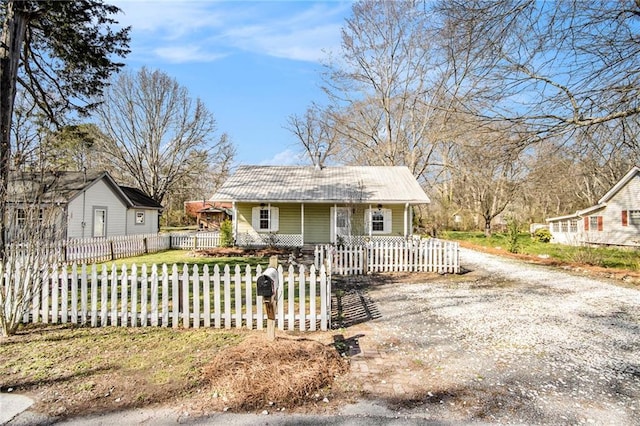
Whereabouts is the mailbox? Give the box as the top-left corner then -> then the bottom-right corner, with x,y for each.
257,267 -> 279,298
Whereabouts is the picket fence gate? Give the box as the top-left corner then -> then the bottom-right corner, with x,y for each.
315,239 -> 460,275
25,263 -> 331,331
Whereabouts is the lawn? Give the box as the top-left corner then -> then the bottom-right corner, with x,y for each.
440,230 -> 640,271
0,325 -> 346,418
0,325 -> 246,416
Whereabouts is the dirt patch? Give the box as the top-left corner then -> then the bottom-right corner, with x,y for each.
200,335 -> 349,412
192,247 -> 295,259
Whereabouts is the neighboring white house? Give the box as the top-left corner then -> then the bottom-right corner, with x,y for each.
546,166 -> 640,247
7,170 -> 163,240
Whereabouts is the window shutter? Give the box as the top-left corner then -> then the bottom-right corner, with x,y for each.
584,216 -> 589,231
270,207 -> 279,232
622,210 -> 628,226
597,216 -> 603,231
383,209 -> 392,233
252,207 -> 260,229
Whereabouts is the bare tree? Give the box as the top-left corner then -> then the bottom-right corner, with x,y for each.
94,67 -> 235,206
435,1 -> 640,136
285,104 -> 339,167
318,0 -> 444,179
449,126 -> 528,237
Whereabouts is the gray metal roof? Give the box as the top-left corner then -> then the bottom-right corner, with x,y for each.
210,166 -> 430,204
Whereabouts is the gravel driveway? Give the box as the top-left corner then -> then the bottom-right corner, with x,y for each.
337,247 -> 640,425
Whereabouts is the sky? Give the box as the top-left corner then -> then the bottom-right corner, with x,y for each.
110,0 -> 353,166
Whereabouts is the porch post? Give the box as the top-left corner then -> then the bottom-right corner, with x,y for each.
232,201 -> 237,244
301,203 -> 305,245
333,203 -> 337,244
368,204 -> 372,240
404,203 -> 409,238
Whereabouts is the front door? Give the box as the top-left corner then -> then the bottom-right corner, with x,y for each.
331,207 -> 351,244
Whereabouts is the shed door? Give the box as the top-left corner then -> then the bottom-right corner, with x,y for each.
330,207 -> 351,243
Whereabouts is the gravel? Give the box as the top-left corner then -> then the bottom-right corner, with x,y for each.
351,247 -> 640,425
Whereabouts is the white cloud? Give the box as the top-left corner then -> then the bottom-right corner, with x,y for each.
154,45 -> 228,63
112,0 -> 350,64
259,149 -> 306,166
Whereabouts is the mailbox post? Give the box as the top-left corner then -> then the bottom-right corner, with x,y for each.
256,256 -> 279,341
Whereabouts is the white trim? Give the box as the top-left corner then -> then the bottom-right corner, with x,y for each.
301,203 -> 305,244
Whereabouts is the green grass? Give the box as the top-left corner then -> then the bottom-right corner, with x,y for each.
0,325 -> 247,414
440,230 -> 640,271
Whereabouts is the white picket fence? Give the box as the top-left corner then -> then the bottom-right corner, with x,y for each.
315,239 -> 460,275
169,232 -> 221,249
24,263 -> 331,331
62,234 -> 171,263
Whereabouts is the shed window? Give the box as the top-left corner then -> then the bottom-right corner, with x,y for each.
630,210 -> 640,225
17,208 -> 26,227
136,211 -> 145,224
552,222 -> 559,233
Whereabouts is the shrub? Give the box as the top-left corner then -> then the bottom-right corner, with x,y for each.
568,246 -> 604,266
219,219 -> 234,247
533,228 -> 552,243
507,219 -> 520,253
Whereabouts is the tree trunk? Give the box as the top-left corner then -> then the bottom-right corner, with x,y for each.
484,216 -> 492,237
0,1 -> 29,260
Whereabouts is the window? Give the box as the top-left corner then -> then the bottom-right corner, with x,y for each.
586,215 -> 603,232
259,208 -> 270,230
552,222 -> 559,232
135,211 -> 145,224
569,219 -> 578,233
629,210 -> 640,225
93,208 -> 106,237
365,208 -> 392,234
561,221 -> 568,232
16,208 -> 26,227
371,211 -> 384,231
252,206 -> 279,232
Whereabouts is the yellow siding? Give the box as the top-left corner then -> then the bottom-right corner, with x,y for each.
236,204 -> 252,233
235,202 -> 410,244
305,204 -> 331,243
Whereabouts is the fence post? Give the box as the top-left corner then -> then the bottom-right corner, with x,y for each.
143,237 -> 148,254
109,241 -> 115,261
265,256 -> 278,341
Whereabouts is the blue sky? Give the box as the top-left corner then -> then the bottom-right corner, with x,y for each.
111,0 -> 353,166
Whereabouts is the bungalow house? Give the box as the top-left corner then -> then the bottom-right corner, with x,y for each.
546,166 -> 640,247
6,170 -> 163,240
209,165 -> 430,247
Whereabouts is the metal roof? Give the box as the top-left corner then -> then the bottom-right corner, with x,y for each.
210,166 -> 431,204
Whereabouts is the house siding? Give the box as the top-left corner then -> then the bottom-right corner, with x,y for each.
235,202 -> 409,245
597,176 -> 640,246
126,209 -> 159,235
305,204 -> 332,244
66,180 -> 127,239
